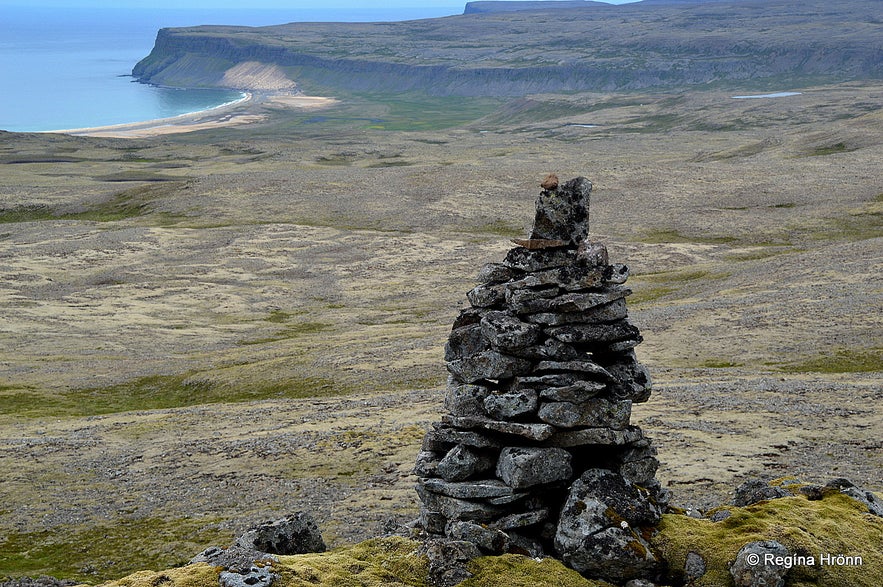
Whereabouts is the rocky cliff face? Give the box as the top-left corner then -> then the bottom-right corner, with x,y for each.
132,0 -> 882,95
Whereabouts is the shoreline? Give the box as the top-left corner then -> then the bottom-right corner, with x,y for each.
46,92 -> 338,139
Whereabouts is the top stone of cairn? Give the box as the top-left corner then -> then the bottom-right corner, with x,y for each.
527,175 -> 592,246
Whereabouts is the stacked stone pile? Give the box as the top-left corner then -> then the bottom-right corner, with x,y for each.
415,177 -> 668,584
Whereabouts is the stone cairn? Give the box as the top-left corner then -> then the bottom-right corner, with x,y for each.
414,177 -> 668,585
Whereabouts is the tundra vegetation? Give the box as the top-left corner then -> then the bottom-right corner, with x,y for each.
0,0 -> 881,584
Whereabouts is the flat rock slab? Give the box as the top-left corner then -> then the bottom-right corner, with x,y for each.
503,247 -> 577,272
525,298 -> 628,326
416,484 -> 506,522
545,425 -> 644,448
446,350 -> 532,383
420,477 -> 518,499
423,426 -> 503,450
535,360 -> 612,377
546,320 -> 641,344
539,381 -> 608,402
443,415 -> 555,441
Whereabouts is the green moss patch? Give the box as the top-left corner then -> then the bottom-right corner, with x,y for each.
639,229 -> 738,245
276,537 -> 429,587
628,268 -> 730,306
464,555 -> 612,587
807,142 -> 856,157
238,321 -> 332,346
0,371 -> 348,418
700,360 -> 744,369
774,347 -> 883,374
101,564 -> 220,587
653,492 -> 883,587
282,425 -> 426,481
0,517 -> 231,584
0,184 -> 184,224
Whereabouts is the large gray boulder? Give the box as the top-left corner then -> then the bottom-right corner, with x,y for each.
555,469 -> 663,583
233,513 -> 326,555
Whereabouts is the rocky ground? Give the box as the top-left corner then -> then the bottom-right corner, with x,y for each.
0,81 -> 880,582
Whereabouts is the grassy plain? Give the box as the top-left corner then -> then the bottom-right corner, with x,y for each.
0,81 -> 881,581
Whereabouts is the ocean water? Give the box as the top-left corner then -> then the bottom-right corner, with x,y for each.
0,5 -> 461,133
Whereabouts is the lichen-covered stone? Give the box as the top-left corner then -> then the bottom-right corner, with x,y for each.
546,320 -> 642,345
480,312 -> 541,352
414,450 -> 441,477
476,263 -> 518,284
420,478 -> 517,499
490,509 -> 550,530
234,513 -> 326,555
515,372 -> 603,389
437,445 -> 495,482
555,469 -> 663,582
443,415 -> 555,441
559,525 -> 660,584
444,323 -> 485,362
496,447 -> 573,489
730,541 -> 790,587
483,389 -> 538,420
538,398 -> 632,429
444,381 -> 491,417
685,551 -> 707,582
525,298 -> 628,326
530,176 -> 591,245
446,520 -> 511,554
451,307 -> 486,330
538,380 -> 608,402
535,359 -> 612,378
220,565 -> 276,587
619,457 -> 660,485
519,265 -> 605,291
466,283 -> 506,308
603,351 -> 653,403
604,263 -> 630,284
503,247 -> 576,272
507,338 -> 583,361
733,479 -> 790,506
547,287 -> 631,313
416,484 -> 506,522
546,425 -> 644,448
422,427 -> 502,451
446,350 -> 532,383
578,241 -> 609,267
422,539 -> 481,587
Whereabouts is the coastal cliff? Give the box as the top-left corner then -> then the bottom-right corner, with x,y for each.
132,0 -> 882,95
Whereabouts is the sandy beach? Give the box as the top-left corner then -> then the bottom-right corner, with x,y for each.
52,92 -> 338,138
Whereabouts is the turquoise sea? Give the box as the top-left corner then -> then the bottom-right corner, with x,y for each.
0,5 -> 461,133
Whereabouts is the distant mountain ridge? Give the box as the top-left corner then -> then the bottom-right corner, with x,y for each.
133,0 -> 882,96
463,1 -> 610,14
464,0 -> 744,11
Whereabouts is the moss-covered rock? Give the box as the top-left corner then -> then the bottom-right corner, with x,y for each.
653,491 -> 883,587
83,489 -> 881,587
